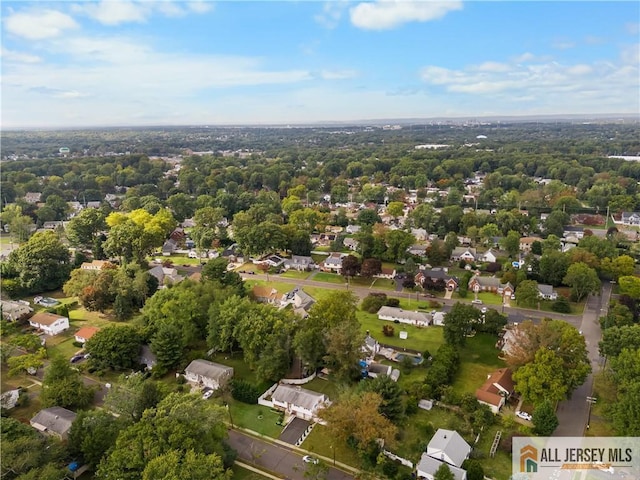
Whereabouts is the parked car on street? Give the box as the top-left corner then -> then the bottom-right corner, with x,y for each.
302,455 -> 319,464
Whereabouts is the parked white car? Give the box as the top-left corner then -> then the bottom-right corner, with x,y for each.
302,455 -> 319,464
515,410 -> 533,421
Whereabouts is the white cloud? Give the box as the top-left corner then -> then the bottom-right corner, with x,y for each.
1,48 -> 42,64
350,0 -> 462,30
566,64 -> 592,75
473,62 -> 511,73
73,1 -> 149,25
320,69 -> 358,80
315,1 -> 348,29
187,1 -> 213,14
621,44 -> 639,66
626,22 -> 640,36
4,9 -> 78,40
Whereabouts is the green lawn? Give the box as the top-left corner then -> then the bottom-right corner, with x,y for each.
228,400 -> 284,438
452,334 -> 506,396
279,270 -> 311,280
231,465 -> 271,480
312,272 -> 346,284
587,372 -> 616,437
208,352 -> 273,393
245,280 -> 297,296
302,377 -> 341,400
357,309 -> 444,353
301,424 -> 362,467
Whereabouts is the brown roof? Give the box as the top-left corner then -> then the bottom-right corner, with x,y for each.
30,312 -> 66,326
75,326 -> 100,341
252,286 -> 278,300
519,236 -> 542,244
475,368 -> 514,407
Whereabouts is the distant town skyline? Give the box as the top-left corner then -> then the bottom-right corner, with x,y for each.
2,1 -> 639,128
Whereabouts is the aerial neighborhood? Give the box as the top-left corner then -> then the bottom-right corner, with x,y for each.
1,123 -> 639,480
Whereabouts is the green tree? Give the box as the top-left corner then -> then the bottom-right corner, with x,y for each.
357,209 -> 382,226
601,255 -> 635,281
538,251 -> 570,286
319,391 -> 397,451
41,356 -> 93,409
443,303 -> 479,346
0,204 -> 34,242
104,373 -> 163,421
341,254 -> 361,279
150,321 -> 185,376
532,400 -> 559,435
385,229 -> 415,262
167,193 -> 196,222
386,201 -> 405,219
63,268 -> 99,297
599,325 -> 640,358
358,374 -> 404,423
515,280 -> 540,308
563,262 -> 600,301
513,348 -> 567,405
97,393 -> 231,479
500,230 -> 521,257
7,231 -> 71,293
619,275 -> 640,300
7,349 -> 46,376
360,258 -> 382,278
464,460 -> 485,480
68,410 -> 126,467
142,449 -> 232,480
66,208 -> 106,247
434,463 -> 455,480
609,381 -> 640,436
85,326 -> 143,371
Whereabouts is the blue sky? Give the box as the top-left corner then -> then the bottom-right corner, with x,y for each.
2,1 -> 638,127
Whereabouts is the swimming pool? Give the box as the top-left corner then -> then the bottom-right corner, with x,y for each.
395,353 -> 424,365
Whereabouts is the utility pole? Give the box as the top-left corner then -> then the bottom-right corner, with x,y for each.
586,396 -> 597,430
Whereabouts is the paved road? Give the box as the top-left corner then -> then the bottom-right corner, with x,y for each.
227,430 -> 353,480
554,282 -> 612,436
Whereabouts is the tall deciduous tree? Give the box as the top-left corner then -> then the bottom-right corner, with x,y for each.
41,356 -> 93,410
599,325 -> 640,358
563,262 -> 600,301
319,391 -> 397,450
619,276 -> 640,300
85,326 -> 143,371
66,208 -> 106,248
358,374 -> 404,423
515,280 -> 540,308
68,410 -> 126,468
513,348 -> 567,405
443,303 -> 479,346
532,401 -> 559,435
601,255 -> 635,281
7,231 -> 71,293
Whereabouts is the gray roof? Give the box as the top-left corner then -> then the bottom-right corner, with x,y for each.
272,384 -> 326,410
427,429 -> 471,468
185,359 -> 233,381
323,253 -> 344,267
30,407 -> 77,437
537,284 -> 555,295
417,454 -> 467,480
378,306 -> 430,323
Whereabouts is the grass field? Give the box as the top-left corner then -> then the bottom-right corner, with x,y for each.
231,465 -> 271,480
301,424 -> 362,467
303,377 -> 342,399
279,270 -> 311,280
453,333 -> 506,395
228,400 -> 284,438
312,272 -> 346,284
357,309 -> 444,353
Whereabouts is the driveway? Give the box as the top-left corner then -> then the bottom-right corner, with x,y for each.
227,429 -> 353,480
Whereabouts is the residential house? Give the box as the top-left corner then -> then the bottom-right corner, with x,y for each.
620,211 -> 640,226
283,255 -> 315,271
24,192 -> 42,204
280,287 -> 315,316
345,225 -> 361,234
537,284 -> 558,300
80,260 -> 112,271
363,334 -> 380,356
432,311 -> 446,326
374,266 -> 396,279
519,236 -> 542,253
343,237 -> 359,251
475,368 -> 514,413
258,254 -> 286,268
30,407 -> 77,439
320,252 -> 346,274
161,239 -> 178,256
184,359 -> 234,390
450,247 -> 476,263
85,201 -> 102,209
417,429 -> 471,480
74,326 -> 100,344
28,312 -> 69,336
415,268 -> 459,292
221,243 -> 244,264
147,265 -> 184,286
0,300 -> 33,321
311,233 -> 337,247
0,389 -> 20,410
468,275 -> 514,298
271,384 -> 328,421
407,244 -> 428,257
411,228 -> 428,241
252,285 -> 279,305
366,362 -> 392,379
562,226 -> 584,240
479,249 -> 498,263
42,221 -> 64,230
377,306 -> 430,326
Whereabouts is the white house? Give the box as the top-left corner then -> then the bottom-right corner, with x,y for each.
417,429 -> 471,480
377,306 -> 430,326
450,247 -> 476,263
346,225 -> 361,234
283,255 -> 315,271
343,238 -> 359,251
479,249 -> 498,263
80,260 -> 111,271
620,211 -> 640,226
184,359 -> 234,390
0,300 -> 33,321
537,284 -> 558,300
321,252 -> 346,273
271,384 -> 328,422
28,312 -> 69,336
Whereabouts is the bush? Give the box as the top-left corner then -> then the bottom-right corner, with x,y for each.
382,325 -> 395,337
230,379 -> 260,404
552,296 -> 571,313
486,262 -> 502,273
386,298 -> 400,308
381,458 -> 399,477
362,293 -> 388,313
72,341 -> 84,348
